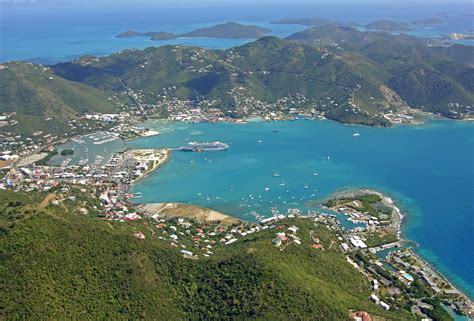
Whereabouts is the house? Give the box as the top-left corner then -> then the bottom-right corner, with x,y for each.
372,279 -> 379,291
379,301 -> 390,310
276,232 -> 287,241
180,250 -> 193,257
288,225 -> 299,234
369,294 -> 380,304
350,236 -> 367,249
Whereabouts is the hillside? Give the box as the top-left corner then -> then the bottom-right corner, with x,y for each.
2,27 -> 472,132
180,22 -> 271,38
286,26 -> 474,118
365,20 -> 412,32
0,189 -> 415,320
0,62 -> 117,135
116,22 -> 271,41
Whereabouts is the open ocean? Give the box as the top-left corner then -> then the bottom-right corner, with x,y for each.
1,1 -> 472,64
3,0 -> 474,303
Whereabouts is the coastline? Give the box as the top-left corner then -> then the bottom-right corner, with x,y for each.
325,188 -> 473,307
46,118 -> 473,307
128,148 -> 171,184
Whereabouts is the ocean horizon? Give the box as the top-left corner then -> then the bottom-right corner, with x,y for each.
1,1 -> 473,64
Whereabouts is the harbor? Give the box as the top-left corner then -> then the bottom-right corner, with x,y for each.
2,117 -> 473,306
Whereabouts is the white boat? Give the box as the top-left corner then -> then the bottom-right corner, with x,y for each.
273,173 -> 280,177
353,131 -> 360,137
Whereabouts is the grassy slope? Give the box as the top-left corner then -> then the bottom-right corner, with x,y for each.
50,32 -> 473,125
0,189 -> 415,320
0,62 -> 116,135
288,26 -> 474,118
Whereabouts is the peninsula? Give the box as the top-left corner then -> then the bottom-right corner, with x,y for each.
0,183 -> 472,319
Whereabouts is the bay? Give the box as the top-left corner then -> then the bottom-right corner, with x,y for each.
124,118 -> 474,299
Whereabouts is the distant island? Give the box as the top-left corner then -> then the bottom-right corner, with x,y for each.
411,18 -> 443,27
116,22 -> 271,41
270,17 -> 359,27
364,20 -> 412,32
180,22 -> 271,38
116,31 -> 176,40
271,17 -> 444,32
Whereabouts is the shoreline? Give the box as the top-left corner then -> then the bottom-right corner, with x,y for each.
128,148 -> 172,184
54,120 -> 472,306
325,188 -> 473,306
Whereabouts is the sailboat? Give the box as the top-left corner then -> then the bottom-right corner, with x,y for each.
353,130 -> 360,137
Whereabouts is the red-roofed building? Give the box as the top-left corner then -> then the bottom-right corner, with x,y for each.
351,311 -> 372,321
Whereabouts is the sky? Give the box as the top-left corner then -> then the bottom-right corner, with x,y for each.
1,0 -> 472,23
1,0 -> 472,6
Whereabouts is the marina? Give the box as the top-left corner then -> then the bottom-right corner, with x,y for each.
123,118 -> 474,299
39,117 -> 474,300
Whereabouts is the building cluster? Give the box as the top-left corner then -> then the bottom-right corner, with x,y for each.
0,149 -> 168,220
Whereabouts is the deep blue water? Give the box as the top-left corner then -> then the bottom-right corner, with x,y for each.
1,1 -> 473,64
125,119 -> 474,299
2,0 -> 474,302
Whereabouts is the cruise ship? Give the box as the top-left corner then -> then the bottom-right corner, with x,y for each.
177,141 -> 229,152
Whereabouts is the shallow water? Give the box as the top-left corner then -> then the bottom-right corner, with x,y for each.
123,118 -> 474,298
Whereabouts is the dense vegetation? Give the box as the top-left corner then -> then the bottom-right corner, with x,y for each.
287,25 -> 474,118
60,149 -> 74,156
180,22 -> 271,38
421,298 -> 454,321
54,27 -> 473,124
0,189 -> 416,320
1,25 -> 472,137
0,62 -> 116,135
116,22 -> 271,40
324,193 -> 385,219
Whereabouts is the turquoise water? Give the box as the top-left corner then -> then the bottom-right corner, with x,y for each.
2,2 -> 472,64
124,119 -> 474,298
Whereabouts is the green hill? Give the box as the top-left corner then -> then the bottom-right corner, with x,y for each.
0,189 -> 415,320
286,26 -> 474,119
0,62 -> 117,135
180,22 -> 271,38
2,27 -> 472,132
365,20 -> 412,32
